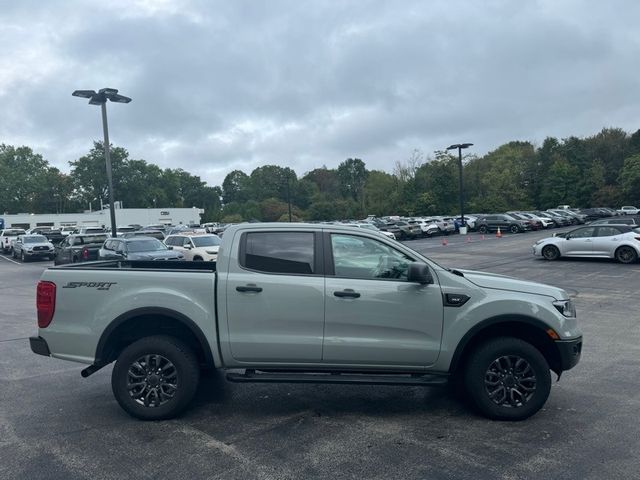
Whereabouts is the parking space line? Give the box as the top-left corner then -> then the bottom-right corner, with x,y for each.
0,255 -> 21,266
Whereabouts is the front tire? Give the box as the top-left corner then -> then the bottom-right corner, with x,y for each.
510,224 -> 520,234
478,225 -> 488,234
542,245 -> 560,261
464,337 -> 551,421
111,335 -> 200,420
615,246 -> 638,264
20,251 -> 26,262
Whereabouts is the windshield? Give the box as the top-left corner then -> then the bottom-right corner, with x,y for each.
24,236 -> 48,243
127,239 -> 167,252
192,236 -> 221,247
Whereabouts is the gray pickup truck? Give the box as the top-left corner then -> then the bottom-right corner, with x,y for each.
30,223 -> 582,421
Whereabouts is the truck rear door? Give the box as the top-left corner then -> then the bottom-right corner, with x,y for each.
225,230 -> 325,363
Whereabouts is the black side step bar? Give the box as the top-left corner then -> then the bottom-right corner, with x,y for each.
226,370 -> 449,386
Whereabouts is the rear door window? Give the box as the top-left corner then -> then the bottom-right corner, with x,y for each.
241,232 -> 316,275
595,226 -> 622,237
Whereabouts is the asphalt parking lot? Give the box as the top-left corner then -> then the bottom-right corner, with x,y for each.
1,229 -> 639,480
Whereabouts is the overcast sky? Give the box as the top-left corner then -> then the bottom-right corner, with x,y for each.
1,0 -> 639,185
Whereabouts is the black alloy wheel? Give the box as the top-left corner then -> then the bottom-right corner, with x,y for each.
112,335 -> 200,420
478,225 -> 488,234
464,337 -> 551,421
542,245 -> 560,261
510,224 -> 520,234
615,246 -> 638,264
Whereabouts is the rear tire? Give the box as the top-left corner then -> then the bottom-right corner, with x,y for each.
615,246 -> 638,264
542,245 -> 560,261
111,335 -> 200,420
464,337 -> 551,421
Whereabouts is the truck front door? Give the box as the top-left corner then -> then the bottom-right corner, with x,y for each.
225,230 -> 325,363
323,233 -> 443,367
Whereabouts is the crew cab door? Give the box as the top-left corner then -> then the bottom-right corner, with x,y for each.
225,230 -> 325,363
322,232 -> 443,367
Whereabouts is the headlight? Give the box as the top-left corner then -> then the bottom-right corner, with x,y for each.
553,299 -> 576,318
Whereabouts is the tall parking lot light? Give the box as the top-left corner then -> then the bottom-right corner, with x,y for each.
446,143 -> 473,233
72,88 -> 132,238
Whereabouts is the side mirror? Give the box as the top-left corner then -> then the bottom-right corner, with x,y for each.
184,245 -> 192,250
167,246 -> 173,250
407,262 -> 433,284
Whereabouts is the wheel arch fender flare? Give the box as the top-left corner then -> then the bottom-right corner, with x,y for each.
94,307 -> 215,368
449,314 -> 562,375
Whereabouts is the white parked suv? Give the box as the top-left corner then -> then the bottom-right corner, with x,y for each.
164,233 -> 221,261
409,219 -> 440,237
617,206 -> 639,215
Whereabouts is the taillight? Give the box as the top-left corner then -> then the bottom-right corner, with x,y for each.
82,247 -> 89,260
37,281 -> 56,328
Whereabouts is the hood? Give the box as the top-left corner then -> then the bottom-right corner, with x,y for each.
24,242 -> 53,248
457,269 -> 567,300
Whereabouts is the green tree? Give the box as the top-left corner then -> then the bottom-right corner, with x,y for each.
250,165 -> 296,202
337,158 -> 367,215
619,154 -> 640,204
69,142 -> 130,208
0,144 -> 56,213
222,170 -> 251,204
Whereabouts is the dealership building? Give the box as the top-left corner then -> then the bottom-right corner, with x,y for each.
0,207 -> 204,230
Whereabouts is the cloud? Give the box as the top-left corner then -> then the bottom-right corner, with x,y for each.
1,0 -> 639,186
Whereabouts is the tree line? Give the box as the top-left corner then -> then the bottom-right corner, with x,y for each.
1,127 -> 640,223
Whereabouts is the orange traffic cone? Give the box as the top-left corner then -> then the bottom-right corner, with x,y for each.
496,227 -> 503,238
441,237 -> 448,246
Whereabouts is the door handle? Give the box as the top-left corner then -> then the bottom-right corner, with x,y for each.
236,285 -> 263,293
334,289 -> 361,298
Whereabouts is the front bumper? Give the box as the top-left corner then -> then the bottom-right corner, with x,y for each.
555,337 -> 582,371
25,250 -> 54,257
30,336 -> 51,357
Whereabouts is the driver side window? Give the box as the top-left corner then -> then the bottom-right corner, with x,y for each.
569,227 -> 595,239
330,234 -> 413,281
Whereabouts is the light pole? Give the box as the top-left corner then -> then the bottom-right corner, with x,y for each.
286,175 -> 293,222
446,143 -> 473,233
72,88 -> 132,237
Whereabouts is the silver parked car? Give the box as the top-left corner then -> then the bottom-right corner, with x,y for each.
12,235 -> 55,261
533,225 -> 640,263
